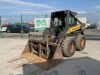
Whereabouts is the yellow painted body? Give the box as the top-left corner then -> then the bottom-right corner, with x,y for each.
67,24 -> 81,34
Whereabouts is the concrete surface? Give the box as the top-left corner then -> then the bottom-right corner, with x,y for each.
0,38 -> 100,75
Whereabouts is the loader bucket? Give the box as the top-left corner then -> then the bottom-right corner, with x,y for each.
21,40 -> 63,70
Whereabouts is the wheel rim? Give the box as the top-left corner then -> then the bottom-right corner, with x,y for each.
69,42 -> 75,55
80,38 -> 85,49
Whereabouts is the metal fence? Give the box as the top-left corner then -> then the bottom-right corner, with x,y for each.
0,14 -> 100,39
0,14 -> 50,38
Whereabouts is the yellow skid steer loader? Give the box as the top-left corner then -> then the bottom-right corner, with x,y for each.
11,10 -> 86,70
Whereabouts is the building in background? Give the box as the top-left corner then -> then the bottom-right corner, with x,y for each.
30,16 -> 88,31
77,16 -> 87,24
96,22 -> 100,30
34,18 -> 50,31
77,16 -> 88,27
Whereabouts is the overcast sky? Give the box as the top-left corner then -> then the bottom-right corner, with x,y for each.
0,0 -> 100,23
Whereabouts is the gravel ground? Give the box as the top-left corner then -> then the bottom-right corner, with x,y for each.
0,38 -> 100,75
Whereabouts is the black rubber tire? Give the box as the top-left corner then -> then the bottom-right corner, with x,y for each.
75,35 -> 86,51
61,36 -> 76,57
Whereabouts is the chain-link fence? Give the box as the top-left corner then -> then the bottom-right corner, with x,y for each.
0,14 -> 100,39
0,14 -> 50,38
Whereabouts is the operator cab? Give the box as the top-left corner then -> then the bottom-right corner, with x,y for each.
50,10 -> 78,35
